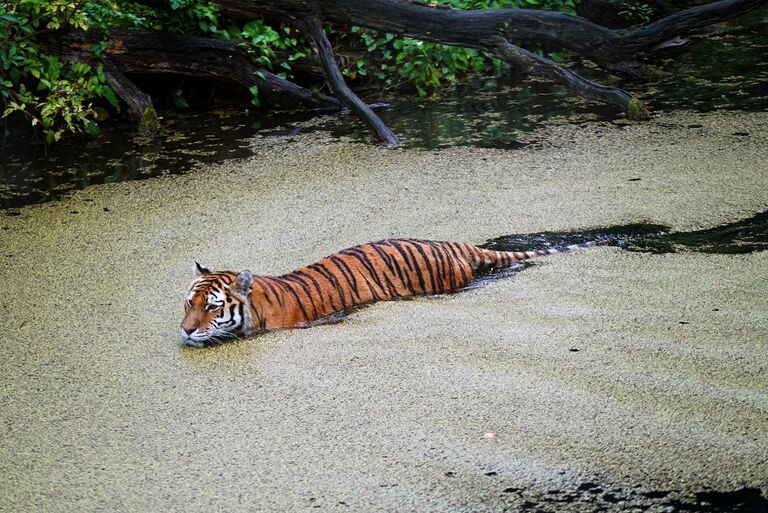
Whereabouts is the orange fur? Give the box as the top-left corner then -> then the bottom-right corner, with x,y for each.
180,239 -> 558,345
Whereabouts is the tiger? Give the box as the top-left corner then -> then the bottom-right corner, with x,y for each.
180,238 -> 590,347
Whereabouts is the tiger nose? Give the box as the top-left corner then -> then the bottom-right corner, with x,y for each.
182,326 -> 195,335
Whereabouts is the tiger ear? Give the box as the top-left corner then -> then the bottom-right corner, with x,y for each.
235,270 -> 254,295
193,261 -> 211,276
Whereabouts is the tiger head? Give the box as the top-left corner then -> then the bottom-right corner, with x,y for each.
180,262 -> 254,347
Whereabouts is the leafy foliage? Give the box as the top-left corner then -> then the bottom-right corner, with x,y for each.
1,1 -> 116,143
436,0 -> 577,16
617,1 -> 654,24
344,27 -> 496,97
1,0 -> 580,143
340,0 -> 578,97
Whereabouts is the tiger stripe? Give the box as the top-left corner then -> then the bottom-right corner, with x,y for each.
180,238 -> 596,346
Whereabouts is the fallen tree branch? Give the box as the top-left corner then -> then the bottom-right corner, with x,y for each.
486,37 -> 648,120
617,0 -> 766,55
103,64 -> 159,136
217,0 -> 766,64
39,29 -> 341,111
303,15 -> 399,146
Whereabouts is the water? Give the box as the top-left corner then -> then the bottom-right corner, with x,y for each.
0,108 -> 319,209
1,8 -> 767,208
482,210 -> 768,256
2,93 -> 767,512
643,9 -> 768,112
326,78 -> 618,149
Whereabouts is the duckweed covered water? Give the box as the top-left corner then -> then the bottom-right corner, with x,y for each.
1,110 -> 767,512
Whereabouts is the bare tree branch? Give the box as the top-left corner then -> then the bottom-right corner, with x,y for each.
485,38 -> 648,120
303,15 -> 400,146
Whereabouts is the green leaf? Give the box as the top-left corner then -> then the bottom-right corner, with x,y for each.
84,120 -> 101,135
173,91 -> 189,108
248,85 -> 260,106
92,41 -> 108,59
97,85 -> 119,108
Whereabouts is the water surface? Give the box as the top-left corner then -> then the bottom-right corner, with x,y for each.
1,110 -> 767,512
482,209 -> 768,256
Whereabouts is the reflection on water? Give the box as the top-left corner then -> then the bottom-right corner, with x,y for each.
0,109 -> 320,209
644,9 -> 768,112
325,78 -> 618,150
1,8 -> 766,208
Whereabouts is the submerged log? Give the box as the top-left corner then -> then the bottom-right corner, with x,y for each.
486,38 -> 648,120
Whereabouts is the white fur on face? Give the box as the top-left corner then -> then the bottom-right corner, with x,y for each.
181,278 -> 245,346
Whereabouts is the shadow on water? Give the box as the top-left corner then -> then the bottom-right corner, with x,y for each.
482,210 -> 768,256
666,488 -> 768,513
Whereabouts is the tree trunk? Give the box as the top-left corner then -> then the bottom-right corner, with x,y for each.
39,29 -> 341,111
216,0 -> 765,64
103,65 -> 159,137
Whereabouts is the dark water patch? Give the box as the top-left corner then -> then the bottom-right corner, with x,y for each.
0,108 -> 319,209
648,210 -> 768,255
496,476 -> 768,513
325,77 -> 619,150
667,488 -> 768,513
482,210 -> 768,256
643,8 -> 768,113
481,223 -> 669,253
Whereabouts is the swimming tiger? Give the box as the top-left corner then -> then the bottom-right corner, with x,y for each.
180,238 -> 591,347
